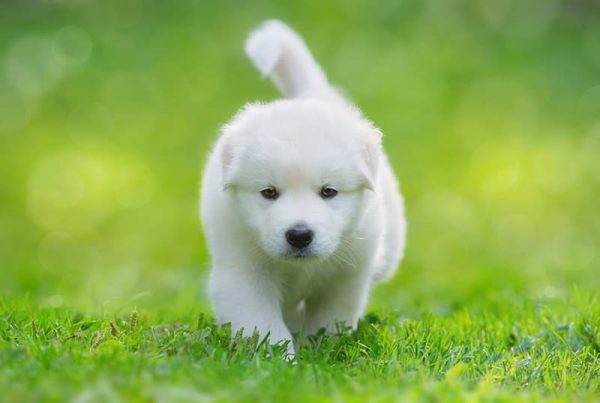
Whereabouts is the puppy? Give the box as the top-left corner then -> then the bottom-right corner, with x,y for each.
200,20 -> 406,353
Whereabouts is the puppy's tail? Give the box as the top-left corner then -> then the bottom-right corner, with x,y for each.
245,20 -> 335,99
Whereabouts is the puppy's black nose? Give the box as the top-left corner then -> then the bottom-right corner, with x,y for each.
285,225 -> 313,249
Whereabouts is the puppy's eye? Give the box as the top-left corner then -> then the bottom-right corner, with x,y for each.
320,186 -> 338,199
260,186 -> 279,200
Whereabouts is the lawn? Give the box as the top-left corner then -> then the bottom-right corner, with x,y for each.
1,1 -> 599,401
1,292 -> 599,402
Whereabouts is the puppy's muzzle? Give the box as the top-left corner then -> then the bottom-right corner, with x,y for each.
285,224 -> 313,249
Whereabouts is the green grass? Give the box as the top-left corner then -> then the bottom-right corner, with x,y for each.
1,0 -> 600,401
1,292 -> 598,402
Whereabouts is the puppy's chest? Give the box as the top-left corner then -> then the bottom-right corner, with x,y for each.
280,264 -> 336,304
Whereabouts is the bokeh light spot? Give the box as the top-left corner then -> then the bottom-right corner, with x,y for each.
53,26 -> 93,66
584,25 -> 600,67
583,123 -> 600,182
478,0 -> 513,29
454,79 -> 536,141
576,85 -> 600,128
532,142 -> 580,194
28,149 -> 156,237
67,103 -> 114,148
28,151 -> 110,235
113,160 -> 155,208
470,146 -> 522,194
0,83 -> 32,133
4,35 -> 67,99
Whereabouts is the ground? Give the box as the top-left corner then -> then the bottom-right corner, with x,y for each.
1,292 -> 598,402
1,1 -> 599,401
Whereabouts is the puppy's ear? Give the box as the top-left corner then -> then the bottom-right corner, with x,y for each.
220,134 -> 238,190
219,102 -> 263,190
358,128 -> 382,191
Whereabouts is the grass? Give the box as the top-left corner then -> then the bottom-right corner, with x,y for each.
1,0 -> 600,401
1,291 -> 598,402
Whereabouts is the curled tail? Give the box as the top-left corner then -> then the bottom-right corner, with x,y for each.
245,20 -> 335,99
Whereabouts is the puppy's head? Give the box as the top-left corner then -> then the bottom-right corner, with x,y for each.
220,100 -> 380,261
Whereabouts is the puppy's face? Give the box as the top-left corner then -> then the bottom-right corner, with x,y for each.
221,100 -> 380,261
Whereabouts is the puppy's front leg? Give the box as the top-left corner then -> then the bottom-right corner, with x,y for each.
209,268 -> 293,352
304,273 -> 370,336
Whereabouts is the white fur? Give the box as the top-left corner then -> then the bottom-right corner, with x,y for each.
200,20 -> 406,353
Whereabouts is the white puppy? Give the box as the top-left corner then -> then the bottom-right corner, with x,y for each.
201,20 -> 406,352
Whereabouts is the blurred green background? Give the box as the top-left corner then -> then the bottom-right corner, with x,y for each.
1,0 -> 599,315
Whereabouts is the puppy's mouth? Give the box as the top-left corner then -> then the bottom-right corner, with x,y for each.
283,247 -> 317,260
